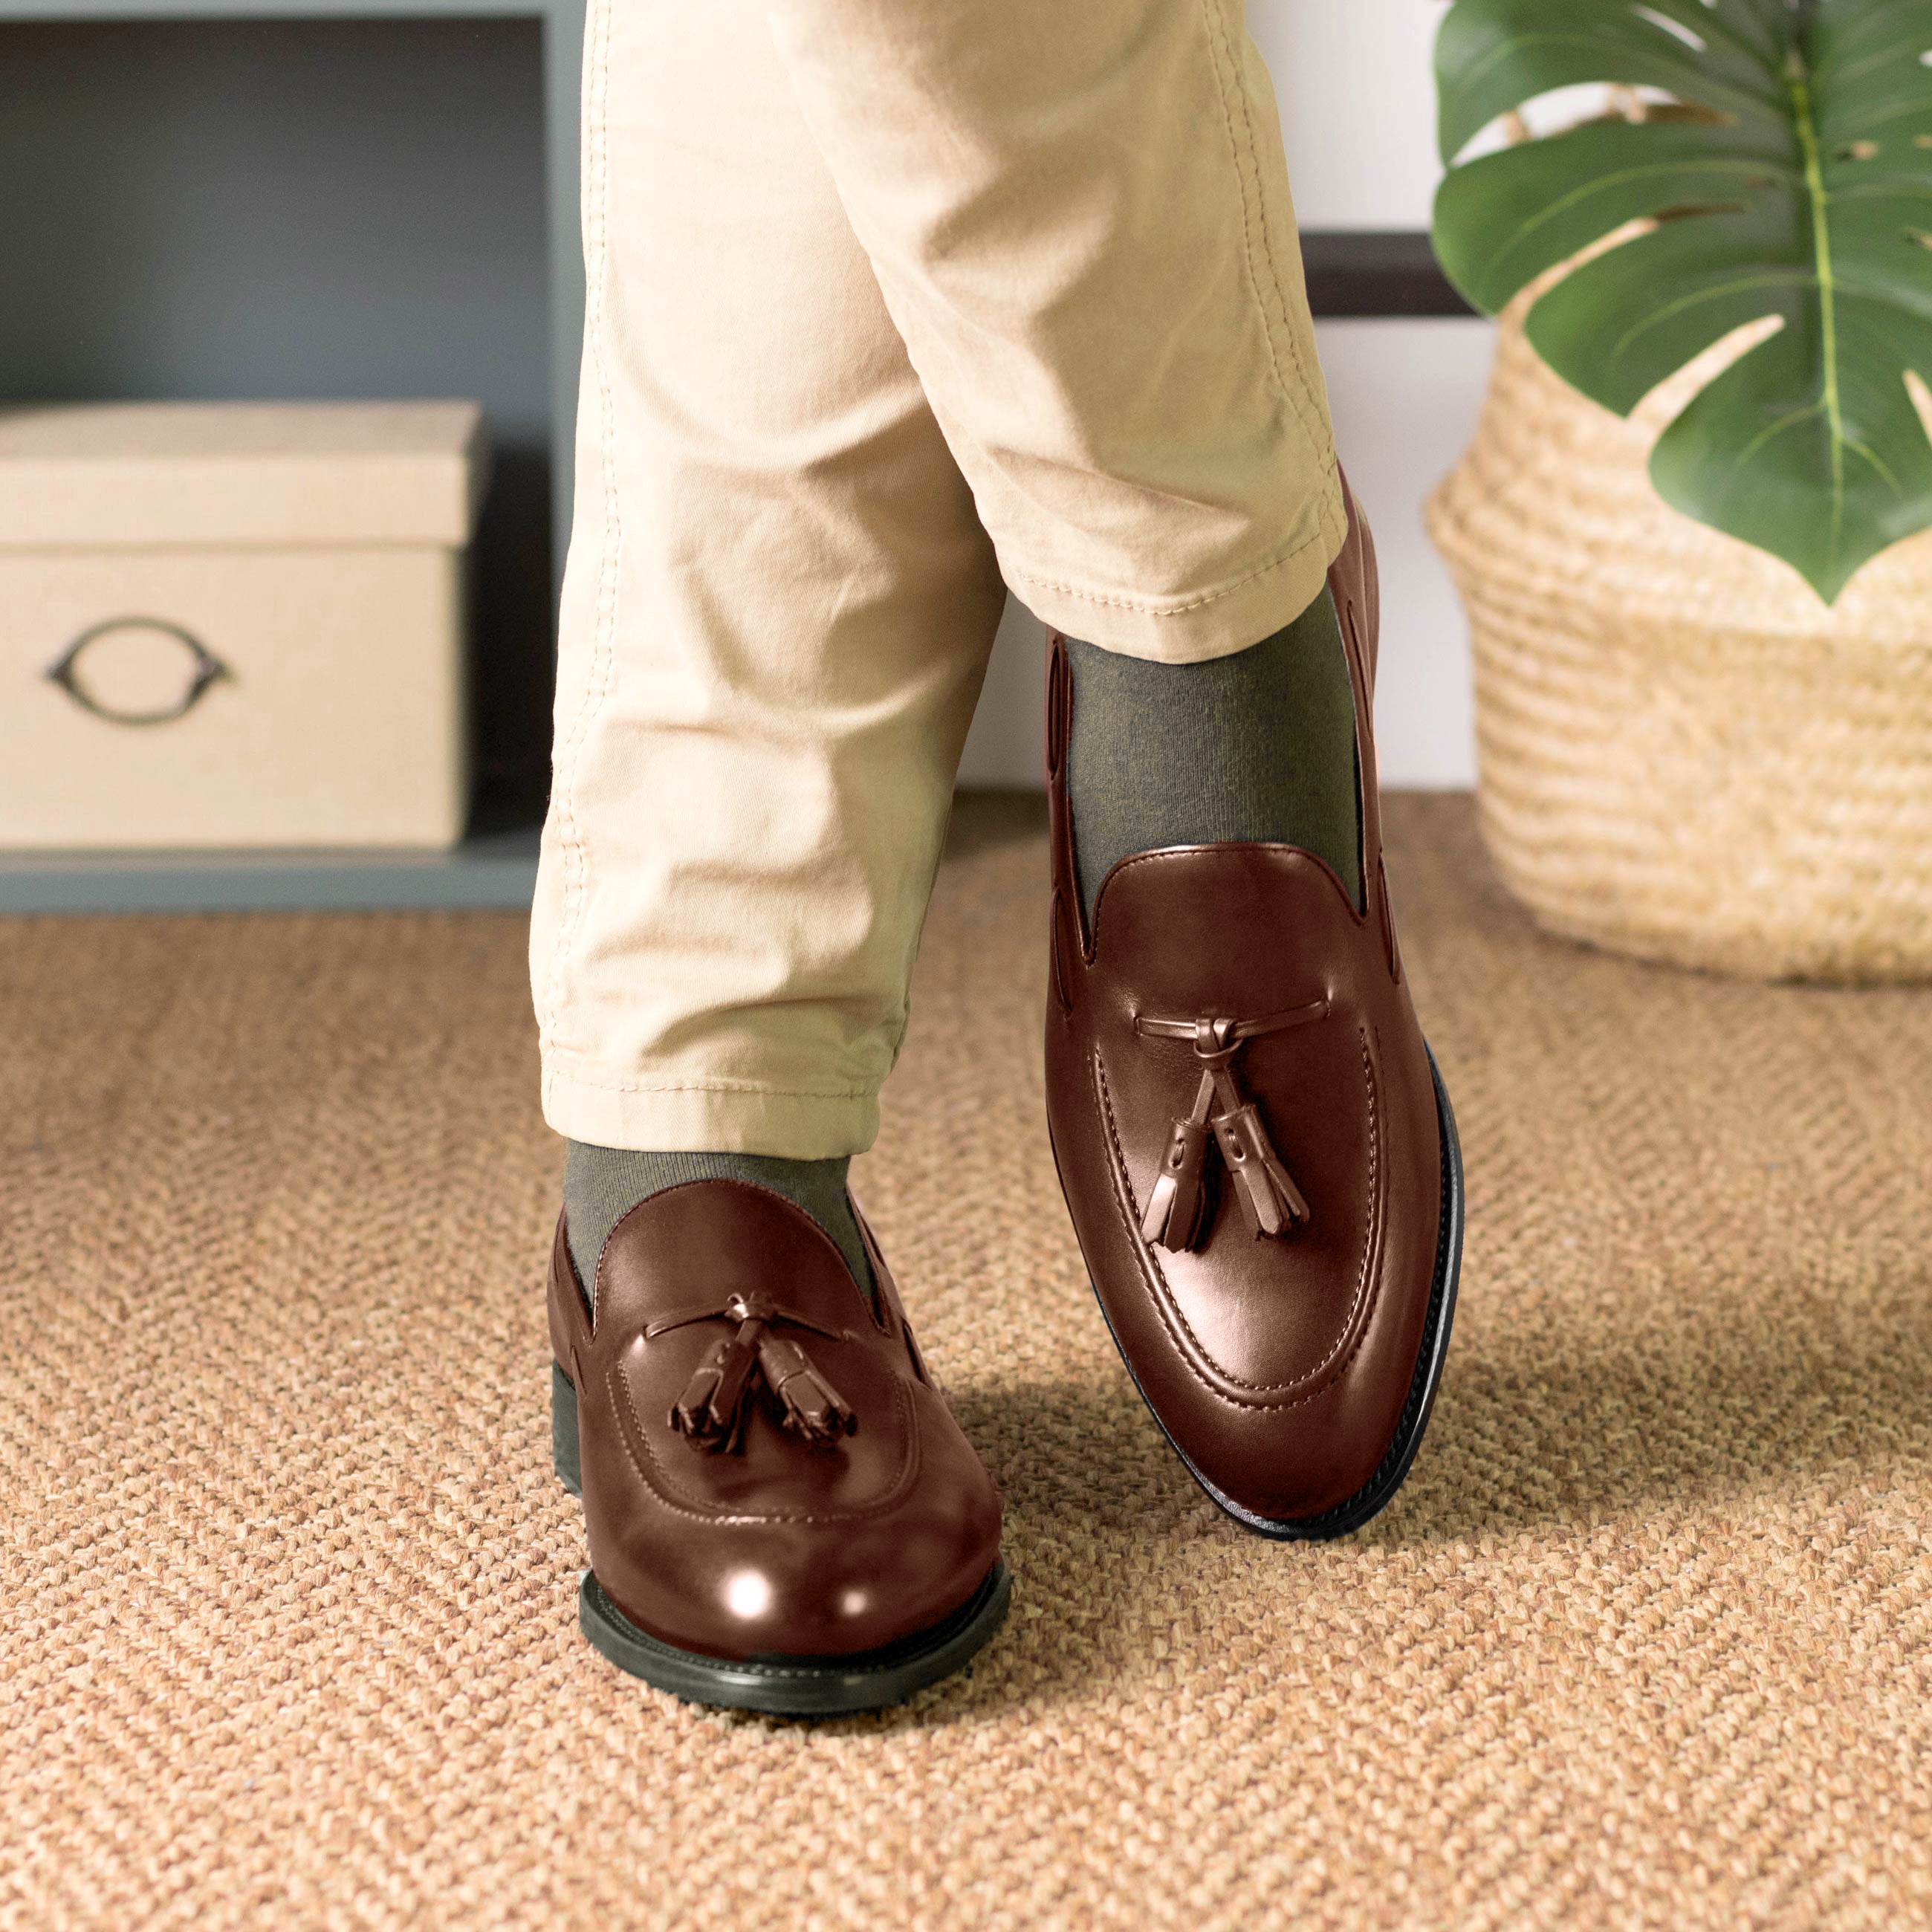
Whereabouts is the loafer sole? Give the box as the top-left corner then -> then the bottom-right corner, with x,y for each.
551,1363 -> 1013,1715
1082,1042 -> 1465,1541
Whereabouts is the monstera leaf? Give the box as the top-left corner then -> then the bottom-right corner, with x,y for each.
1433,0 -> 1932,600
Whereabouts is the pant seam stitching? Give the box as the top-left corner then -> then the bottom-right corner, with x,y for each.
545,1069 -> 882,1100
1197,0 -> 1329,463
1012,492 -> 1338,617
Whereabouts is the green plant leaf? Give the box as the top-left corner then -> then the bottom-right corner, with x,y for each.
1433,0 -> 1932,600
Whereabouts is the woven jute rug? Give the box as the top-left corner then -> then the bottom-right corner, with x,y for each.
2,796 -> 1928,1931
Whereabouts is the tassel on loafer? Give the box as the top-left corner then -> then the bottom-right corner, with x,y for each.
1042,470 -> 1465,1539
546,1179 -> 1011,1714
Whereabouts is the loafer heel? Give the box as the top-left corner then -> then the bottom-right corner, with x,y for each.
551,1359 -> 582,1497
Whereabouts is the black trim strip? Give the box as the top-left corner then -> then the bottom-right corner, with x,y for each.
1301,230 -> 1474,320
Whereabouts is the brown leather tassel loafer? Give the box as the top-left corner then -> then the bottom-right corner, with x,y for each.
1043,476 -> 1464,1539
548,1181 -> 1010,1714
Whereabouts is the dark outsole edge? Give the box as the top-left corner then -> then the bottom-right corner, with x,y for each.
549,1363 -> 1012,1716
1087,1040 -> 1465,1543
577,1561 -> 1013,1718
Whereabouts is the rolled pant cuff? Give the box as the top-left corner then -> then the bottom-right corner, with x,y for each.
539,1063 -> 881,1160
1013,476 -> 1347,664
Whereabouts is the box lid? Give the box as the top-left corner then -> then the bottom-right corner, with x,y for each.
0,402 -> 488,550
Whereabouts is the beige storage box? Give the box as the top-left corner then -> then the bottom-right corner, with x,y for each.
0,401 -> 487,851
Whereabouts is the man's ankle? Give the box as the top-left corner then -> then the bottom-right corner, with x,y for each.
1063,584 -> 1362,921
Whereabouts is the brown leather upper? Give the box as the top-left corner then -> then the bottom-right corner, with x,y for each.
549,1180 -> 1002,1659
1043,473 -> 1446,1525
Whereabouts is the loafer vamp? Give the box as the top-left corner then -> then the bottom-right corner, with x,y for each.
550,1181 -> 1004,1661
1050,846 -> 1443,1524
1083,844 -> 1402,1401
1042,472 -> 1457,1532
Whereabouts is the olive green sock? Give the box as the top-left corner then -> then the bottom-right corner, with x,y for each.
1064,584 -> 1362,922
563,1144 -> 871,1311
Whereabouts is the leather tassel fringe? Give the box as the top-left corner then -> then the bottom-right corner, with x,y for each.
659,1291 -> 858,1453
1141,1072 -> 1216,1252
670,1321 -> 763,1450
758,1332 -> 856,1445
1135,1005 -> 1325,1253
1214,1103 -> 1310,1238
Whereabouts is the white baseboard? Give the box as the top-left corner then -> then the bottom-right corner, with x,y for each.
957,316 -> 1497,791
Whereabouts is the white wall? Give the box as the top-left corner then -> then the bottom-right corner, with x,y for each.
1263,0 -> 1450,231
956,1 -> 1487,791
1315,317 -> 1489,787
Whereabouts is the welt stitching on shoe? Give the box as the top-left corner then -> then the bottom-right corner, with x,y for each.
608,1356 -> 920,1527
1096,1040 -> 1378,1402
1089,1030 -> 1379,1407
1290,1070 -> 1456,1533
1090,1053 -> 1254,1413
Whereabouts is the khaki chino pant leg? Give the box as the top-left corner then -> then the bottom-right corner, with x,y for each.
531,0 -> 1342,1159
531,0 -> 1009,1158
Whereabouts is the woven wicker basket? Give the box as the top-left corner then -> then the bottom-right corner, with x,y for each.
1428,301 -> 1932,983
